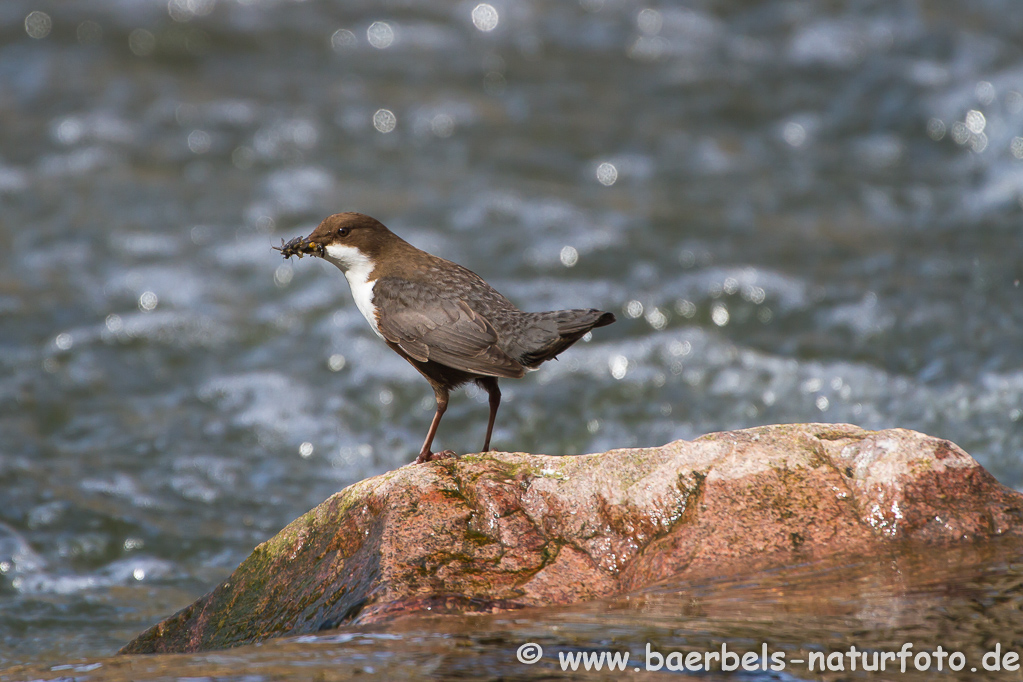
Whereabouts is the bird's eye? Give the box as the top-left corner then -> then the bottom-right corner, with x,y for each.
338,227 -> 350,237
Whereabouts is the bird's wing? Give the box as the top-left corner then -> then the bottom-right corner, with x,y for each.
374,280 -> 525,379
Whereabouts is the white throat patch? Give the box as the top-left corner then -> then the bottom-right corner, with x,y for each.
323,243 -> 383,339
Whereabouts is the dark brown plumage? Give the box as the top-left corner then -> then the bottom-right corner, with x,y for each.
276,212 -> 616,464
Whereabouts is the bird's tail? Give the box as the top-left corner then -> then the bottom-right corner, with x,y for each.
519,308 -> 616,367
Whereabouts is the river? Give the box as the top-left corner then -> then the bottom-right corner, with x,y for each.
1,0 -> 1022,676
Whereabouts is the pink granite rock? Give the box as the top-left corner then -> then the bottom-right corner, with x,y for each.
122,423 -> 1023,654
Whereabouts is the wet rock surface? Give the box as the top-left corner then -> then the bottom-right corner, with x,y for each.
121,424 -> 1023,654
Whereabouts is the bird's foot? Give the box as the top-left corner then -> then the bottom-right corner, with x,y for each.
414,449 -> 458,464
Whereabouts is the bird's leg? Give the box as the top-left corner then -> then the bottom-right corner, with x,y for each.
479,377 -> 501,452
416,387 -> 456,464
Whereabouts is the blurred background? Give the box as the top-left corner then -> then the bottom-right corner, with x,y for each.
1,0 -> 1022,667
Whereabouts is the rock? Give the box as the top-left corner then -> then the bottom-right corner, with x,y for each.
121,424 -> 1023,654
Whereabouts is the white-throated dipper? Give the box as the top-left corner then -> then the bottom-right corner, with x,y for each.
274,212 -> 616,464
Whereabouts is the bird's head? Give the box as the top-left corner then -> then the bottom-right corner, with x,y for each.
274,212 -> 398,272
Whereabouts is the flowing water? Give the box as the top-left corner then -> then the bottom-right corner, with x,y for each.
4,541 -> 1023,681
1,0 -> 1023,676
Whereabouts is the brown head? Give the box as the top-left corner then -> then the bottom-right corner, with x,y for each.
279,212 -> 415,275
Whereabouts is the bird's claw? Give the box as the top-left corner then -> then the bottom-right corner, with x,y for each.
415,450 -> 458,464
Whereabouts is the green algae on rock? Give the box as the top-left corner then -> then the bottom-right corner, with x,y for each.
121,424 -> 1023,654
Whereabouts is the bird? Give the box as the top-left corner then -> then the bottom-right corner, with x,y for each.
274,212 -> 616,464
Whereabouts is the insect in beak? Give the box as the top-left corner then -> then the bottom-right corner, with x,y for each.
272,236 -> 324,259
